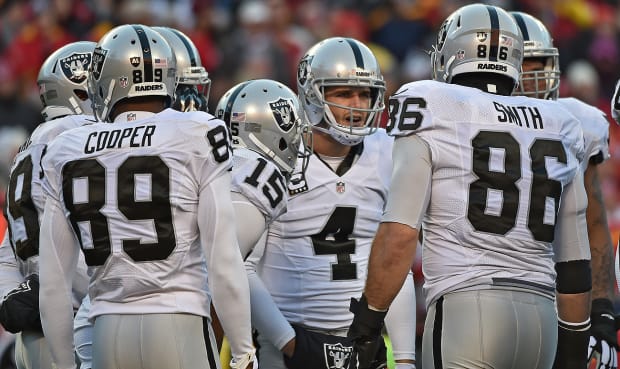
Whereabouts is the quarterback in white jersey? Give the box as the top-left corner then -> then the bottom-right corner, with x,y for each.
350,5 -> 592,369
511,11 -> 618,369
0,41 -> 95,369
38,25 -> 254,369
248,37 -> 416,369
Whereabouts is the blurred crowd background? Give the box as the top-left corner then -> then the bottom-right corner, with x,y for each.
0,0 -> 619,347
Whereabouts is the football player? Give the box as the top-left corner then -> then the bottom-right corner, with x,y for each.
215,78 -> 310,259
0,41 -> 95,369
72,25 -> 215,369
38,24 -> 254,369
348,4 -> 591,369
245,37 -> 417,369
152,26 -> 211,113
511,11 -> 618,369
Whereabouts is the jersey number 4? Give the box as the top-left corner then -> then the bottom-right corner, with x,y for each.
311,206 -> 357,281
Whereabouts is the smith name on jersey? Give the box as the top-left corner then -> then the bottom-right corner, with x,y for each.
387,79 -> 585,307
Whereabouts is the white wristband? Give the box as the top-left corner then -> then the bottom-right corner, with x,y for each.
395,363 -> 416,369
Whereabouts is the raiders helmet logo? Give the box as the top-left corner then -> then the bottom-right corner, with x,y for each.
269,98 -> 297,132
297,56 -> 312,86
435,18 -> 451,51
91,47 -> 108,80
59,52 -> 92,84
323,343 -> 353,369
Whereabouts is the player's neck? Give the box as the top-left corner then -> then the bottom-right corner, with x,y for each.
310,129 -> 352,157
110,98 -> 167,121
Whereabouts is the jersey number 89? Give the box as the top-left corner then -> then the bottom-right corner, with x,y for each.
62,155 -> 176,266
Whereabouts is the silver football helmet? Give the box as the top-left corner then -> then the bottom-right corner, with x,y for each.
431,4 -> 523,90
215,79 -> 311,178
297,37 -> 385,146
152,26 -> 211,112
511,12 -> 560,100
37,41 -> 96,121
88,24 -> 176,122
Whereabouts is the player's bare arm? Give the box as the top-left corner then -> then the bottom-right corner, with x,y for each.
584,162 -> 615,300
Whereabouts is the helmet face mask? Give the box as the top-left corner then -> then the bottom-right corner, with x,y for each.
152,26 -> 211,112
37,41 -> 97,121
215,79 -> 311,179
431,4 -> 524,91
297,37 -> 385,145
511,12 -> 560,100
88,24 -> 177,122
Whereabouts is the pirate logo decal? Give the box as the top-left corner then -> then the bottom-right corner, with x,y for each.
269,98 -> 297,132
91,47 -> 108,81
297,55 -> 313,86
60,52 -> 92,84
323,343 -> 353,369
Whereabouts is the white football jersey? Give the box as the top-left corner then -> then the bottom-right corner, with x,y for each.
231,148 -> 288,224
388,80 -> 584,307
259,129 -> 393,331
557,97 -> 610,172
41,109 -> 232,318
4,114 -> 93,307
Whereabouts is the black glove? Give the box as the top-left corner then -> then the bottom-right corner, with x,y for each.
347,295 -> 388,369
0,274 -> 42,333
588,298 -> 619,369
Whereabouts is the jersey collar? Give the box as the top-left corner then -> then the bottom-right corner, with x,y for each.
113,111 -> 156,123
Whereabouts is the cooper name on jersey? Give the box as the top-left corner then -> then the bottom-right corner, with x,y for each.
494,101 -> 544,129
84,124 -> 155,154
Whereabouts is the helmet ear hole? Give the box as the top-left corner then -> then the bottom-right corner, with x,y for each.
74,89 -> 88,101
279,138 -> 287,151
